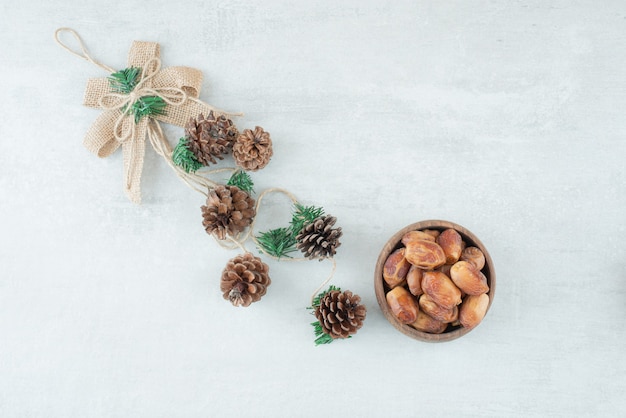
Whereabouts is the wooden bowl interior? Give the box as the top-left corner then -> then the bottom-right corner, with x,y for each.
374,220 -> 495,342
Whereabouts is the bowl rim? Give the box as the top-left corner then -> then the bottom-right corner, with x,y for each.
374,219 -> 496,342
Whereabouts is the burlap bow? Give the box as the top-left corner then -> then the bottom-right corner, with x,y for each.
80,41 -> 227,203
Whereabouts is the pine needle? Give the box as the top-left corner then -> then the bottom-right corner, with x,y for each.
310,285 -> 343,345
256,227 -> 297,258
172,137 -> 203,173
311,285 -> 340,308
108,67 -> 167,122
255,203 -> 327,258
108,67 -> 139,94
290,203 -> 325,236
312,322 -> 335,345
227,170 -> 254,194
130,96 -> 166,123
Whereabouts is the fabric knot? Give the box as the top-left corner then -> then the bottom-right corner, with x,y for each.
56,28 -> 241,204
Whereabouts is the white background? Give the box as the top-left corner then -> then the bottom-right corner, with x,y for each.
1,1 -> 625,417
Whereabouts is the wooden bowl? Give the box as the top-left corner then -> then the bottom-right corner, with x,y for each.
374,220 -> 496,342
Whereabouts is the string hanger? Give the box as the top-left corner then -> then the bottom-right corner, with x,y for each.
54,27 -> 115,73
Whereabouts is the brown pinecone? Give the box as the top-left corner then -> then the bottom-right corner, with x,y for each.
232,126 -> 273,171
201,185 -> 256,240
315,289 -> 366,339
295,215 -> 342,260
185,112 -> 239,165
220,253 -> 271,307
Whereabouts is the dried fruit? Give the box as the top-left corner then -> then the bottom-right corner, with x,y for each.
422,229 -> 441,240
409,310 -> 447,334
383,248 -> 410,289
460,246 -> 485,270
436,264 -> 452,276
401,230 -> 435,245
421,271 -> 462,310
404,239 -> 446,270
436,228 -> 464,264
380,225 -> 492,335
450,261 -> 489,296
386,286 -> 419,324
418,294 -> 459,323
459,293 -> 490,329
406,265 -> 424,296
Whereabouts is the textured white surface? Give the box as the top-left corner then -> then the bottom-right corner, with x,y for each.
1,1 -> 626,416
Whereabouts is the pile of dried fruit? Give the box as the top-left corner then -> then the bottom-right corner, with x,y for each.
383,228 -> 490,334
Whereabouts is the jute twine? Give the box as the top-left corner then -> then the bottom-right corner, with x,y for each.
56,29 -> 337,306
55,28 -> 242,203
219,187 -> 337,304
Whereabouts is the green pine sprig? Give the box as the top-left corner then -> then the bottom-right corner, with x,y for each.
129,96 -> 166,123
108,67 -> 140,94
311,285 -> 340,308
312,322 -> 334,345
108,67 -> 167,123
227,170 -> 254,194
256,227 -> 297,258
172,137 -> 203,173
310,285 -> 343,346
290,203 -> 325,236
256,203 -> 326,258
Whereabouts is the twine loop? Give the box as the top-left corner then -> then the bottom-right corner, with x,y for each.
54,27 -> 115,73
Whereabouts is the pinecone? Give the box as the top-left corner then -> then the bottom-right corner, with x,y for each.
185,112 -> 239,165
232,126 -> 273,171
295,215 -> 342,260
220,253 -> 271,307
315,289 -> 366,339
201,185 -> 256,240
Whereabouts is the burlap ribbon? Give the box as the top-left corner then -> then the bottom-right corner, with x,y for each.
56,28 -> 237,203
86,42 -> 222,203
